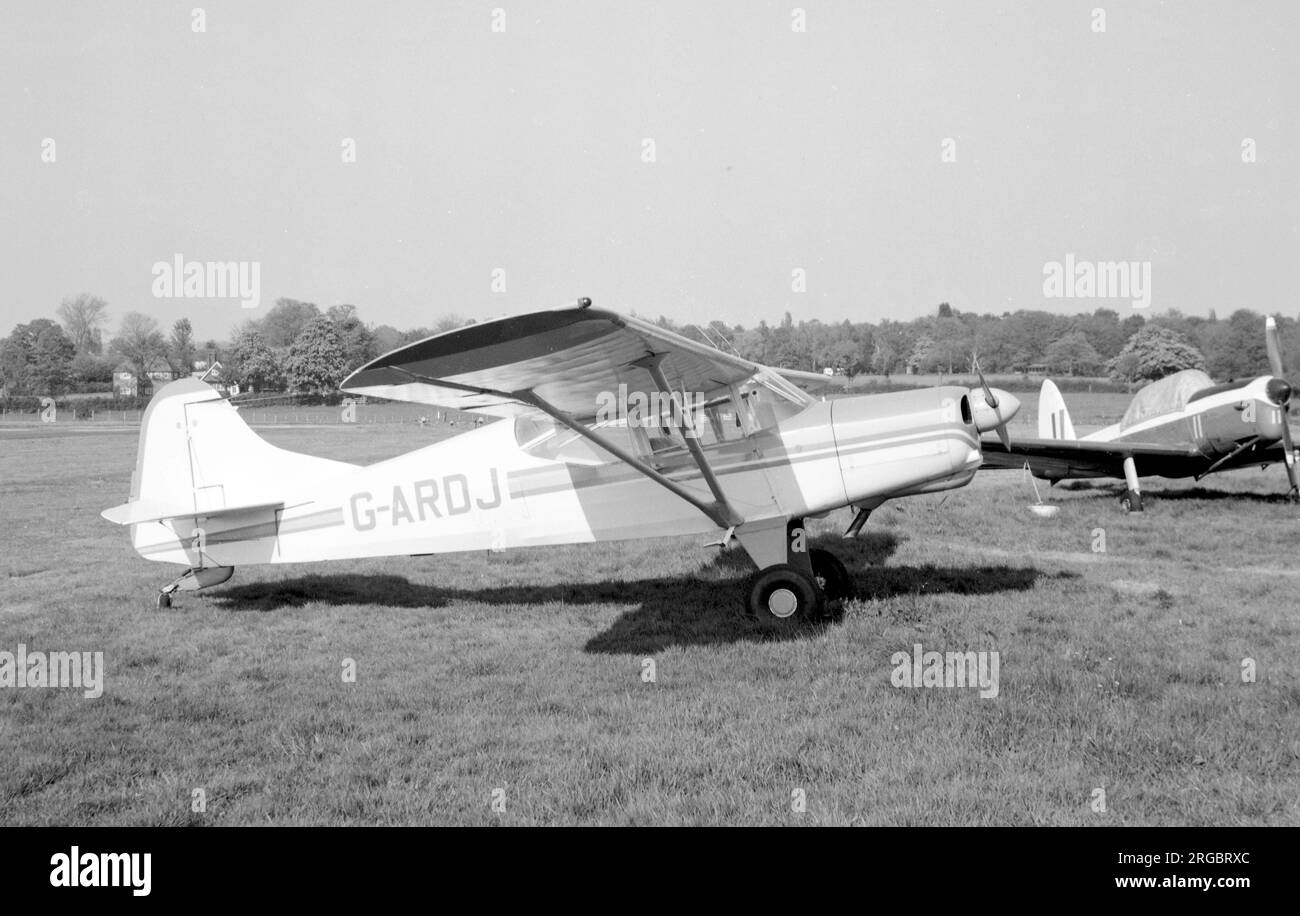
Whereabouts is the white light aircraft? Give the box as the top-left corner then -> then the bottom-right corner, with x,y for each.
102,301 -> 1019,626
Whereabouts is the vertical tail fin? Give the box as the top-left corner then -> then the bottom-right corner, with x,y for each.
103,378 -> 356,525
1036,379 -> 1076,440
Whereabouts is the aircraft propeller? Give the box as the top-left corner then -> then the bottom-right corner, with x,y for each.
1265,317 -> 1298,499
969,357 -> 1019,448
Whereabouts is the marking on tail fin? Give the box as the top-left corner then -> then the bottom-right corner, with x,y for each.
1037,379 -> 1076,440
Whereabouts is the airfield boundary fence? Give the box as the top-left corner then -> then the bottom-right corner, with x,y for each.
0,402 -> 486,428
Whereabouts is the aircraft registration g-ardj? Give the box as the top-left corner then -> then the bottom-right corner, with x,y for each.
981,317 -> 1299,511
102,300 -> 1020,626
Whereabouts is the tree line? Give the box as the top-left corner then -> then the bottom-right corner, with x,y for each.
3,294 -> 1297,399
696,303 -> 1299,383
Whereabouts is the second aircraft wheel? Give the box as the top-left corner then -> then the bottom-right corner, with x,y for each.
809,548 -> 851,600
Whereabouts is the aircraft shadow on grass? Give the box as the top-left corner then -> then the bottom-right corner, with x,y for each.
205,531 -> 1051,653
1054,480 -> 1296,505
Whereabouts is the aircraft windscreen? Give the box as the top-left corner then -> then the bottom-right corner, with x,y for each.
1119,369 -> 1213,430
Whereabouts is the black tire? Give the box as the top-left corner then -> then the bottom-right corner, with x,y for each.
156,593 -> 172,609
1120,490 -> 1143,513
809,548 -> 851,600
744,564 -> 822,626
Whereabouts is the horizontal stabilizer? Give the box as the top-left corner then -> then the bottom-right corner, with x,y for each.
101,499 -> 285,527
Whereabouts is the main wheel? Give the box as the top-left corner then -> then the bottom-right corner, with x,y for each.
744,564 -> 822,626
809,548 -> 851,600
1120,490 -> 1143,513
156,593 -> 172,609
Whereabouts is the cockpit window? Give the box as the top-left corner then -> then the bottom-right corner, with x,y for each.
513,415 -> 642,465
512,377 -> 799,465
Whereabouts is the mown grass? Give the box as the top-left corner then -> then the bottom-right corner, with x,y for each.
0,422 -> 1297,825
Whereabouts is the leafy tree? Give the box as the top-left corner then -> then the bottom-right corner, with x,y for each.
824,339 -> 860,373
30,323 -> 76,394
259,298 -> 321,348
908,333 -> 935,372
1042,331 -> 1102,376
369,324 -> 405,360
228,325 -> 283,392
56,293 -> 109,354
732,325 -> 768,364
69,352 -> 115,388
1107,325 -> 1206,383
1204,309 -> 1269,379
0,328 -> 35,393
1070,308 -> 1127,361
433,314 -> 473,333
998,310 -> 1065,371
870,340 -> 897,377
873,320 -> 914,374
108,312 -> 168,384
284,317 -> 347,393
169,317 -> 196,375
928,316 -> 971,374
1,319 -> 61,394
972,317 -> 1020,373
851,322 -> 874,374
327,304 -> 374,372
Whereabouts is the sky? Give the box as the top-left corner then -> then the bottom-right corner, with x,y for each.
1,0 -> 1297,344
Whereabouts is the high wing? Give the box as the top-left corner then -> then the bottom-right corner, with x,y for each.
341,304 -> 811,418
342,303 -> 823,529
979,436 -> 1203,479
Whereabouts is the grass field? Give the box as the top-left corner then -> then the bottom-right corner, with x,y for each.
2,414 -> 1298,826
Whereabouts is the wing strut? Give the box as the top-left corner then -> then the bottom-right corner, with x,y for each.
632,354 -> 743,524
511,387 -> 743,530
385,364 -> 744,528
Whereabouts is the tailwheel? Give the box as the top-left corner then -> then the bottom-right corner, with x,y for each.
1120,490 -> 1143,513
744,564 -> 822,627
809,548 -> 851,600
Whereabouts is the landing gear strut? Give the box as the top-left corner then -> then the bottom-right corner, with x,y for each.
735,518 -> 852,627
152,566 -> 235,610
1121,456 -> 1144,513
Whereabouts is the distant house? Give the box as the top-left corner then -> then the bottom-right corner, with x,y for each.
191,359 -> 224,382
114,358 -> 177,397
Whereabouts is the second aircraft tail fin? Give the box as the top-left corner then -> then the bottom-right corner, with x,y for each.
1037,379 -> 1076,440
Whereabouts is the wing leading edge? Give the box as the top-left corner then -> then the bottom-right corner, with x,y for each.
341,305 -> 797,419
